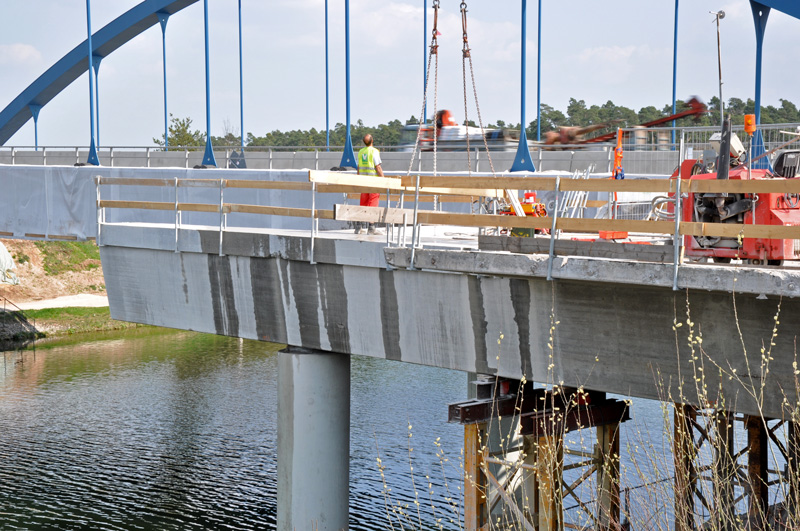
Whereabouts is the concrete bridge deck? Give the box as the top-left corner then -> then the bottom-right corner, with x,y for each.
99,220 -> 800,420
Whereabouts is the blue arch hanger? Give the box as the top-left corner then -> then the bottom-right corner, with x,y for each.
0,0 -> 199,146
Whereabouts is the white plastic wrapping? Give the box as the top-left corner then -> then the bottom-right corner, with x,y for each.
0,242 -> 18,285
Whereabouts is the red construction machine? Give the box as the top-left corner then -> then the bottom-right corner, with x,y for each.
675,116 -> 800,265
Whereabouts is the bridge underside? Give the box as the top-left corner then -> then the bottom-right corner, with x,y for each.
99,223 -> 800,420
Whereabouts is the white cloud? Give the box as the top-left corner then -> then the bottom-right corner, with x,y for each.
0,43 -> 42,65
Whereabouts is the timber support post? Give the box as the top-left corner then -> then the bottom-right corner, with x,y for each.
714,410 -> 736,528
536,434 -> 563,531
596,422 -> 621,530
450,381 -> 628,530
747,414 -> 769,528
464,422 -> 488,530
673,403 -> 697,531
277,346 -> 350,531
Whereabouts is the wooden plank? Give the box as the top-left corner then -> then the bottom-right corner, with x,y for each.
225,179 -> 313,191
400,175 -> 558,190
96,177 -> 174,187
413,186 -> 504,198
335,204 -> 418,224
557,218 -> 675,234
687,179 -> 800,194
227,204 -> 334,219
177,202 -> 219,213
98,200 -> 174,211
179,178 -> 222,188
344,192 -> 475,202
585,200 -> 608,208
680,221 -> 800,239
308,170 -> 403,190
418,211 -> 553,229
24,234 -> 78,241
0,231 -> 13,237
478,235 -> 675,262
559,179 -> 674,193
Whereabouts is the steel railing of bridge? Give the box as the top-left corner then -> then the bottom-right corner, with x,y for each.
96,170 -> 800,292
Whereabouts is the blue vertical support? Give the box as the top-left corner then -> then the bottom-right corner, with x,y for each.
93,55 -> 102,148
158,12 -> 170,150
511,0 -> 535,172
29,104 -> 42,151
536,0 -> 541,142
238,0 -> 244,151
202,0 -> 217,167
325,0 -> 330,151
671,0 -> 679,146
340,0 -> 356,168
750,1 -> 771,169
423,0 -> 427,125
85,0 -> 100,166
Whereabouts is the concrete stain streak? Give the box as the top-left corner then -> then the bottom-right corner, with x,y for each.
468,275 -> 491,375
179,254 -> 189,304
250,257 -> 288,344
318,265 -> 352,354
379,269 -> 402,361
510,279 -> 532,378
288,261 -> 322,350
207,255 -> 240,337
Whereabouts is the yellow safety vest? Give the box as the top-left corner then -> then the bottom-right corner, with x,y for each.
358,146 -> 379,176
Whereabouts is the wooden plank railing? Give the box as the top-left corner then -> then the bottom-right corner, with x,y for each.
95,172 -> 800,282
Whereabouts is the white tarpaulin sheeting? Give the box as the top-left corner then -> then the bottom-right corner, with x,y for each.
0,242 -> 18,285
0,165 -> 334,239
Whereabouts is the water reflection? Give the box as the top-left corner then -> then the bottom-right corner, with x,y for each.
0,331 -> 676,530
0,331 -> 467,530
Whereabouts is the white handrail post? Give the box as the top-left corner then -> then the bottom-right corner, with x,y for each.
42,146 -> 47,166
673,131 -> 685,291
95,175 -> 102,243
75,147 -> 79,165
310,181 -> 317,265
110,146 -> 114,167
546,175 -> 561,281
174,176 -> 180,252
11,147 -> 15,165
147,147 -> 151,168
218,178 -> 225,256
409,173 -> 422,270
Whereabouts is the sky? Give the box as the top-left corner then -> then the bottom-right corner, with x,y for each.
1,0 -> 799,147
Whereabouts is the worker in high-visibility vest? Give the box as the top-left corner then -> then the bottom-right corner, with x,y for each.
356,134 -> 385,235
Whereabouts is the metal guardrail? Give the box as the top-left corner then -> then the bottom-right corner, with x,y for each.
0,296 -> 37,343
97,171 -> 800,293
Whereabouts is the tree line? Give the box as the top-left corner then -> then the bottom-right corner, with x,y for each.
153,96 -> 800,148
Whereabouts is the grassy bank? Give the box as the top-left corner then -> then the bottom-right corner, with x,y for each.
1,306 -> 148,343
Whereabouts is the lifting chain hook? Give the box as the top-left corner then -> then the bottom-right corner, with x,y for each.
430,0 -> 440,55
460,1 -> 470,58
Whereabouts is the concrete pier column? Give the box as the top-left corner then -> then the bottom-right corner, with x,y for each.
278,346 -> 350,531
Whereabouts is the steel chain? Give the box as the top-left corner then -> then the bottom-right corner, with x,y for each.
406,0 -> 440,177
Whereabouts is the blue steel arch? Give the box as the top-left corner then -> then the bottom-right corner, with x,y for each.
0,0 -> 199,146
